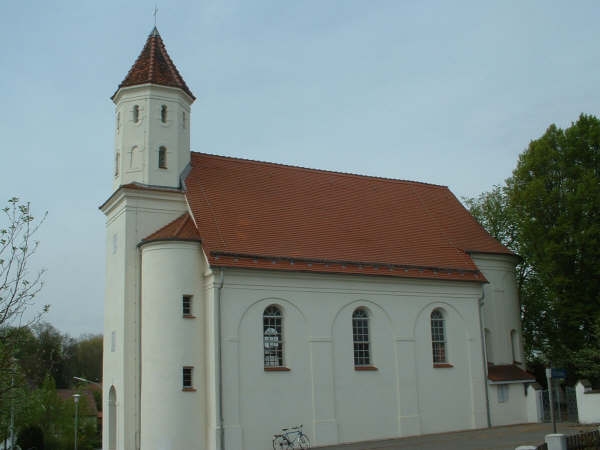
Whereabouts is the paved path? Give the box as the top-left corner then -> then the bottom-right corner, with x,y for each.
312,423 -> 598,450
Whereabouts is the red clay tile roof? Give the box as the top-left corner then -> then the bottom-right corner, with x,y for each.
114,27 -> 195,100
141,213 -> 201,244
182,153 -> 511,281
487,364 -> 536,383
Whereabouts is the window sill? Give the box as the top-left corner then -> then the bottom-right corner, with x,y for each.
182,387 -> 197,392
264,367 -> 291,372
433,363 -> 454,368
183,314 -> 196,319
355,365 -> 378,371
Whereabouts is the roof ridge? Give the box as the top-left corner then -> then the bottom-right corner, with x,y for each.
191,151 -> 448,189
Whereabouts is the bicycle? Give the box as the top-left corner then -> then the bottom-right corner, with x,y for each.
272,424 -> 310,449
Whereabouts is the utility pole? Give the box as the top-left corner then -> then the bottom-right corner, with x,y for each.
545,368 -> 557,433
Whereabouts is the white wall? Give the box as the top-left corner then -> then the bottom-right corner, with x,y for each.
217,268 -> 488,450
488,383 -> 528,426
472,254 -> 523,366
101,188 -> 188,450
576,381 -> 600,424
112,85 -> 192,191
526,385 -> 543,423
140,241 -> 206,449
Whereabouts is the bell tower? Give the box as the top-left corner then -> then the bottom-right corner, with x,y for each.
102,28 -> 195,450
111,27 -> 195,191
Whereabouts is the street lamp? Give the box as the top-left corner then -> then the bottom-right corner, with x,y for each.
73,376 -> 101,387
73,393 -> 80,450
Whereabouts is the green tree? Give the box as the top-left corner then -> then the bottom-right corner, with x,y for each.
0,198 -> 48,403
464,186 -> 552,361
467,114 -> 600,383
507,114 -> 600,373
70,334 -> 103,383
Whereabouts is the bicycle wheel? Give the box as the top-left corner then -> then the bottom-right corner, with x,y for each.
295,434 -> 310,449
273,435 -> 292,450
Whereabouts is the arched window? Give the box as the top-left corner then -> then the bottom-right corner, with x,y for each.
108,386 -> 117,450
158,146 -> 167,169
511,329 -> 520,363
116,112 -> 120,133
114,152 -> 120,177
182,111 -> 187,129
352,308 -> 371,366
485,328 -> 493,364
263,306 -> 283,368
161,105 -> 167,123
133,105 -> 139,123
431,309 -> 447,364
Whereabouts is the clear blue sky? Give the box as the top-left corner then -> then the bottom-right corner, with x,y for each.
1,1 -> 599,337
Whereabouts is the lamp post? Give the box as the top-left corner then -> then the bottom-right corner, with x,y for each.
73,393 -> 80,450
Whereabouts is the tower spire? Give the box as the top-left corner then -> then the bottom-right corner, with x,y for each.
112,29 -> 195,100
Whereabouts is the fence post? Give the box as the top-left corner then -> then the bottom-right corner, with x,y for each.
545,434 -> 567,450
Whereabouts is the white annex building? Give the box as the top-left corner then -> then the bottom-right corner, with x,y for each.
102,28 -> 539,450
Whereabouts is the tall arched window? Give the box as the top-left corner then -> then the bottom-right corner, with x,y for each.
114,152 -> 120,177
161,105 -> 167,123
108,386 -> 117,450
485,328 -> 493,364
263,306 -> 283,368
511,329 -> 520,363
182,111 -> 187,129
431,309 -> 447,364
352,308 -> 371,366
133,105 -> 139,123
158,146 -> 167,169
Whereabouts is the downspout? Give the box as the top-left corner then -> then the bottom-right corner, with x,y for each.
478,287 -> 492,428
134,245 -> 142,450
216,269 -> 225,450
137,246 -> 143,450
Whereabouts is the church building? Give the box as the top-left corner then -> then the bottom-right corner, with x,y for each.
101,28 -> 537,450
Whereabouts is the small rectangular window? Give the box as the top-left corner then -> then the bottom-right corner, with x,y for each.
158,146 -> 167,169
182,295 -> 192,316
497,384 -> 509,403
183,366 -> 193,389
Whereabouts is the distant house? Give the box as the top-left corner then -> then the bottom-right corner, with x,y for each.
102,27 -> 536,450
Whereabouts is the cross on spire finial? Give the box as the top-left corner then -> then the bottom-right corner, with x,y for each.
153,5 -> 158,27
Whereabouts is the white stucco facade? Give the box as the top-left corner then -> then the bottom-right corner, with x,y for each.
103,239 -> 532,450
